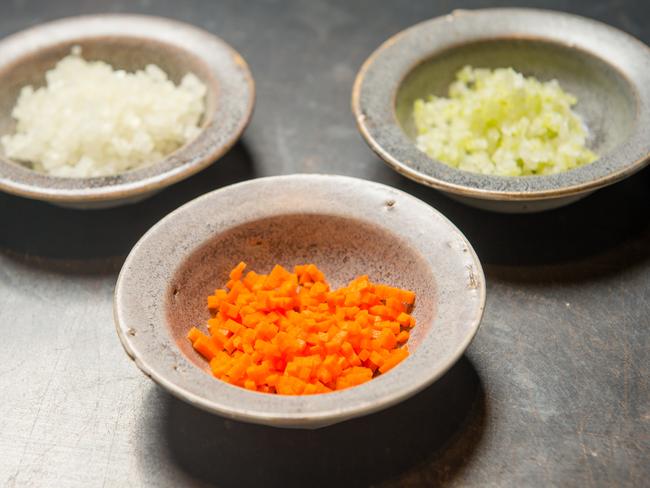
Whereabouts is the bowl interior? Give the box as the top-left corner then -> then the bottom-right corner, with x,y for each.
395,38 -> 637,158
0,36 -> 218,166
166,213 -> 436,372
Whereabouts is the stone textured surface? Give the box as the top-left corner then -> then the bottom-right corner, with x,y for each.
0,0 -> 648,486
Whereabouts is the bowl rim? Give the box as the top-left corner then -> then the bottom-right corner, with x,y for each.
351,7 -> 650,201
0,14 -> 255,204
113,174 -> 486,428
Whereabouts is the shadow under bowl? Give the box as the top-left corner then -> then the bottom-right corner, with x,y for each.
114,174 -> 485,428
0,14 -> 254,209
352,8 -> 650,213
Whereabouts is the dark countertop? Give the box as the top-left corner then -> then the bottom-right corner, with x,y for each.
0,1 -> 648,487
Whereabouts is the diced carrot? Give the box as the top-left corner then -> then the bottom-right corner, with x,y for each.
379,347 -> 409,374
396,330 -> 410,343
188,262 -> 416,395
241,271 -> 257,290
193,336 -> 220,361
230,261 -> 247,281
377,328 -> 397,350
207,295 -> 220,309
400,290 -> 416,305
211,331 -> 228,349
187,327 -> 203,343
396,312 -> 411,327
220,302 -> 239,319
386,297 -> 405,314
369,350 -> 385,367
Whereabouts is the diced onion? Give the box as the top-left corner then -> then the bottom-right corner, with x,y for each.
1,48 -> 206,178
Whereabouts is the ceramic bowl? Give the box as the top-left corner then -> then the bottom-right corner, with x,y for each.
114,174 -> 485,428
352,8 -> 650,213
0,14 -> 254,209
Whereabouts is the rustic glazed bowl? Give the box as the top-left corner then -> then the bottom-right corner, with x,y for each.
352,8 -> 650,213
114,174 -> 485,428
0,15 -> 254,209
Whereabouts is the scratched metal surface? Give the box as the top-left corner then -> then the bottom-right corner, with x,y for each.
0,0 -> 648,487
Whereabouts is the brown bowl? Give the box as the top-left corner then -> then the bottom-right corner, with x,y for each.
0,14 -> 255,209
114,174 -> 486,428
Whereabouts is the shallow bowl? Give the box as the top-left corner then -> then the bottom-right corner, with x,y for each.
352,8 -> 650,213
0,14 -> 254,209
114,174 -> 485,428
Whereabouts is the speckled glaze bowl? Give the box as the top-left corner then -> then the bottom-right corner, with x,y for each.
114,174 -> 485,428
352,8 -> 650,213
0,15 -> 254,209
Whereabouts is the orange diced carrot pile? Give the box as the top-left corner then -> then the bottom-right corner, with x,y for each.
187,262 -> 416,395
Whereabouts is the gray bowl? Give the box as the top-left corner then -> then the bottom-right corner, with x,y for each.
113,174 -> 485,428
352,8 -> 650,213
0,15 -> 254,209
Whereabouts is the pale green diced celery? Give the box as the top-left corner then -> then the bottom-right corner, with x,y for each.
413,66 -> 597,176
